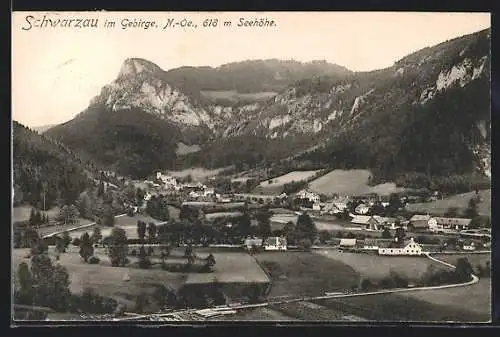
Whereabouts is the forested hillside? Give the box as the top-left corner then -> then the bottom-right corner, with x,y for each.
13,121 -> 92,209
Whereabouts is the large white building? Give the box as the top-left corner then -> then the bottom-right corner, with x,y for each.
296,190 -> 321,203
378,238 -> 423,256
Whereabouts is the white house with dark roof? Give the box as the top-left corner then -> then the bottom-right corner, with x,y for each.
264,237 -> 287,251
378,238 -> 423,256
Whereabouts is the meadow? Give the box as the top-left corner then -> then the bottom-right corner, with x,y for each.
315,250 -> 446,282
254,251 -> 360,298
13,205 -> 60,223
317,292 -> 489,322
166,167 -> 232,181
400,277 -> 491,320
308,169 -> 406,196
405,189 -> 491,217
259,170 -> 321,189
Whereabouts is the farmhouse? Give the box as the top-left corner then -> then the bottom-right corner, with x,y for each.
339,238 -> 357,249
462,241 -> 476,251
433,217 -> 472,231
244,237 -> 263,250
264,237 -> 287,251
378,238 -> 423,256
295,190 -> 321,203
361,239 -> 379,251
354,204 -> 370,215
408,214 -> 437,231
351,215 -> 380,230
372,216 -> 398,229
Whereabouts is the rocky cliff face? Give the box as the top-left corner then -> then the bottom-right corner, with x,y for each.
46,28 -> 491,180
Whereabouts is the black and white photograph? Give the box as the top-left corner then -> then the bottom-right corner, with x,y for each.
11,11 -> 491,323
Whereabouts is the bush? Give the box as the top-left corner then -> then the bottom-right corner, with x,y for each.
88,256 -> 100,264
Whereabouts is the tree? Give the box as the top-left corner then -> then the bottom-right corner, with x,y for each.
387,194 -> 403,216
205,253 -> 216,272
319,230 -> 331,244
91,227 -> 102,245
14,231 -> 23,248
454,257 -> 474,282
102,205 -> 115,227
62,231 -> 72,248
295,212 -> 317,242
16,262 -> 34,304
256,208 -> 272,238
444,207 -> 459,217
147,222 -> 157,242
297,238 -> 313,251
76,192 -> 92,219
463,196 -> 480,219
79,232 -> 94,263
55,236 -> 66,254
137,221 -> 147,242
236,213 -> 252,238
394,227 -> 405,243
382,228 -> 392,239
134,293 -> 149,314
138,245 -> 151,269
29,208 -> 37,227
58,204 -> 79,225
30,253 -> 71,311
108,227 -> 128,267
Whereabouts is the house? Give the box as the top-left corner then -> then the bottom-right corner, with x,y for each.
312,203 -> 322,211
264,237 -> 287,251
462,242 -> 476,251
354,204 -> 370,215
295,190 -> 321,203
372,216 -> 398,229
408,215 -> 437,231
378,238 -> 422,256
351,215 -> 380,230
433,217 -> 472,231
144,192 -> 152,201
362,241 -> 380,251
244,237 -> 263,250
340,238 -> 357,248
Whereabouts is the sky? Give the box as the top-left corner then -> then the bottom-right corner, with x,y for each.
12,11 -> 490,127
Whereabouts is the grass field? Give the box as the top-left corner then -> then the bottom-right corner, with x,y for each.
270,214 -> 345,231
308,169 -> 406,196
400,277 -> 491,320
69,214 -> 162,239
430,253 -> 491,268
254,252 -> 359,297
37,218 -> 95,237
166,167 -> 232,181
317,292 -> 489,322
184,252 -> 270,285
259,170 -> 321,188
315,250 -> 446,282
405,189 -> 491,217
12,248 -> 187,311
175,142 -> 201,156
13,206 -> 60,223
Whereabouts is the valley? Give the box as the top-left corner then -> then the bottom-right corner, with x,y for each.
12,24 -> 491,323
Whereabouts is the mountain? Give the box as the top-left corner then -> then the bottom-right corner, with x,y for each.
189,28 -> 491,187
32,124 -> 58,134
12,121 -> 93,209
45,28 -> 490,186
44,58 -> 351,177
164,59 -> 352,97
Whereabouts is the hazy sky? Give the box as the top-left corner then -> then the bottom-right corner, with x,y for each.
12,11 -> 490,127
